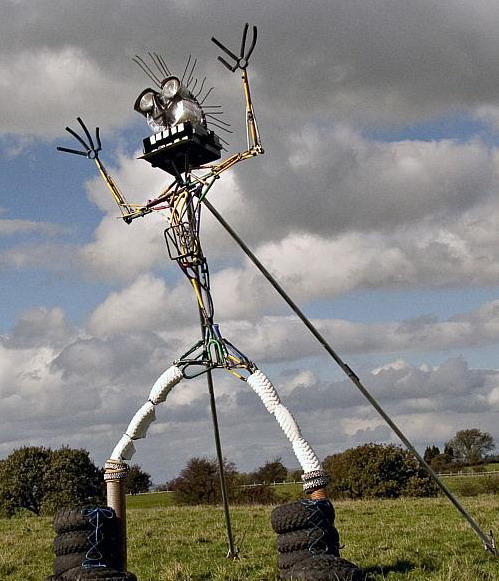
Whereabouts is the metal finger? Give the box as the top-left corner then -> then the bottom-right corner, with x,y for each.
65,126 -> 91,152
77,117 -> 95,151
217,56 -> 237,72
56,146 -> 89,157
95,127 -> 102,152
244,25 -> 257,61
240,23 -> 249,58
211,36 -> 239,62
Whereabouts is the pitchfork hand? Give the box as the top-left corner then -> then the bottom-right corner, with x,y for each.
57,117 -> 102,160
211,23 -> 257,72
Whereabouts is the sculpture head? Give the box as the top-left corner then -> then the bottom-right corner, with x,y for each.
134,75 -> 205,133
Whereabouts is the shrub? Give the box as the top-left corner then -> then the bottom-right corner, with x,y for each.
170,457 -> 238,505
234,485 -> 280,505
324,443 -> 437,500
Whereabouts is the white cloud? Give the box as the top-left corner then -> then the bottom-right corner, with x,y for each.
7,307 -> 75,348
0,241 -> 78,271
87,273 -> 196,336
0,218 -> 67,236
5,2 -> 499,136
2,292 -> 499,480
0,48 -> 133,137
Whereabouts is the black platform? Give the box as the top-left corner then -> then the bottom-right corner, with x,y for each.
140,122 -> 222,175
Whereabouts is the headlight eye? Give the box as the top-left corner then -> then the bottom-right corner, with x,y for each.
139,92 -> 155,112
161,76 -> 181,100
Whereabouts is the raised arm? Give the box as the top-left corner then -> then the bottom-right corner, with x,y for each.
207,23 -> 264,177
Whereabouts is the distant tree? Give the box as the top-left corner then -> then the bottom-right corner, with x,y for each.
0,446 -> 51,516
125,465 -> 152,495
423,445 -> 440,463
169,457 -> 238,505
324,443 -> 437,500
250,457 -> 288,484
0,446 -> 104,517
446,429 -> 495,465
443,443 -> 455,463
41,447 -> 104,513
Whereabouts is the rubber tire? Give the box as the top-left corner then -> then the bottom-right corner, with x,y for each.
271,501 -> 335,534
280,555 -> 366,581
54,508 -> 93,534
277,530 -> 312,553
54,507 -> 116,535
278,550 -> 310,569
54,531 -> 91,556
54,530 -> 119,558
60,568 -> 137,581
54,553 -> 86,576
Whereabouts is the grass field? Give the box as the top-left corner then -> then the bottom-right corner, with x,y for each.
1,494 -> 498,581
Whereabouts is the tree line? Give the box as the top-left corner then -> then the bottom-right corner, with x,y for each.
0,428 -> 495,516
422,428 -> 496,471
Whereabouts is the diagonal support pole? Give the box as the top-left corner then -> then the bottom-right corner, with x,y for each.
202,196 -> 497,557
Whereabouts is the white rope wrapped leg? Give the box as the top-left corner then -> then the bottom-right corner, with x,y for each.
247,369 -> 322,474
110,365 -> 183,461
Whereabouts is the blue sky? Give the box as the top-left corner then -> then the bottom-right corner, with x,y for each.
2,1 -> 499,483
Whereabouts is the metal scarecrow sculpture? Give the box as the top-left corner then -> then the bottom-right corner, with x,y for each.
55,23 -> 497,581
59,25 -> 328,489
58,24 -> 363,581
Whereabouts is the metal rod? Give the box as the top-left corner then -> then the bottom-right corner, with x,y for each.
189,195 -> 237,558
202,197 -> 497,556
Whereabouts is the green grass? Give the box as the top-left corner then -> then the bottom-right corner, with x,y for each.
126,492 -> 175,509
1,495 -> 498,580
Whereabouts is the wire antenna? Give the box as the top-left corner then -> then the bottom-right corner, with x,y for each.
148,52 -> 164,79
157,53 -> 172,77
206,114 -> 230,127
186,58 -> 198,88
206,119 -> 233,134
195,77 -> 207,99
199,86 -> 214,105
181,55 -> 192,85
132,55 -> 162,88
148,52 -> 170,79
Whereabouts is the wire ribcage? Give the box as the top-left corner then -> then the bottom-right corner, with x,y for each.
164,190 -> 202,264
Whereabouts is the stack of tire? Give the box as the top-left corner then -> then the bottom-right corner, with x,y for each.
271,500 -> 366,581
45,507 -> 136,581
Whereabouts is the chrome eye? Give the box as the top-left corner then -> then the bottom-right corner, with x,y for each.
162,76 -> 181,100
139,92 -> 155,112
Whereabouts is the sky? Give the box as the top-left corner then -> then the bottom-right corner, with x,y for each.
2,0 -> 499,484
